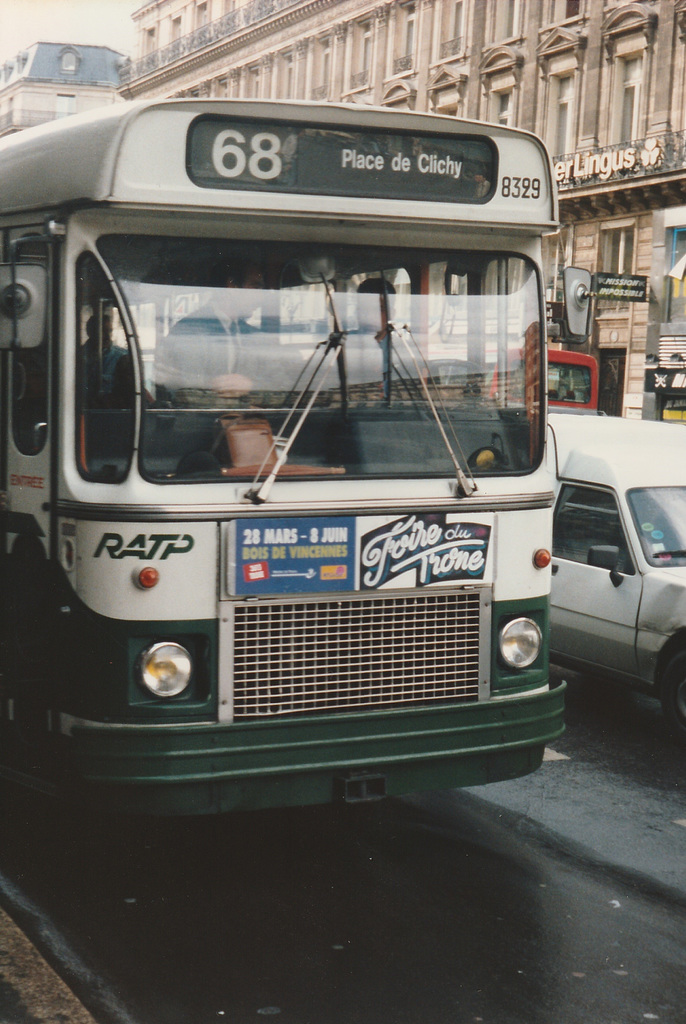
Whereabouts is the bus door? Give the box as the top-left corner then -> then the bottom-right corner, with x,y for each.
0,306 -> 6,674
1,230 -> 52,677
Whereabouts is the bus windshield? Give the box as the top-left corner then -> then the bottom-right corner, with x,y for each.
548,360 -> 593,406
90,236 -> 543,483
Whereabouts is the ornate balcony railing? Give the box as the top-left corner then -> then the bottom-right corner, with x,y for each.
351,69 -> 369,89
440,35 -> 463,59
392,54 -> 414,75
120,0 -> 301,84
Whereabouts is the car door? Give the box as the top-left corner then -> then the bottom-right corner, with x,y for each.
550,483 -> 643,679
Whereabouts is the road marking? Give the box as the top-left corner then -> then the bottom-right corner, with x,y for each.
544,747 -> 570,761
673,819 -> 686,828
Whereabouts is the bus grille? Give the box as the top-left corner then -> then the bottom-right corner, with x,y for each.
232,591 -> 482,717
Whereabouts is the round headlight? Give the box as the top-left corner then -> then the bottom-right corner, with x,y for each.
139,642 -> 192,697
499,617 -> 542,669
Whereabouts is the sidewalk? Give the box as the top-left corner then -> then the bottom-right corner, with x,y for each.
0,905 -> 97,1024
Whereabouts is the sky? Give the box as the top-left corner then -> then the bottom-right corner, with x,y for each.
0,0 -> 140,64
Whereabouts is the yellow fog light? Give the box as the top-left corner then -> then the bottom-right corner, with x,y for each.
139,642 -> 192,698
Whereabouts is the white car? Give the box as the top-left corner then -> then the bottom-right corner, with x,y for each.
548,412 -> 686,743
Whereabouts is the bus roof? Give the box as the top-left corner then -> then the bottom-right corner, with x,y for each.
548,349 -> 597,368
0,98 -> 557,229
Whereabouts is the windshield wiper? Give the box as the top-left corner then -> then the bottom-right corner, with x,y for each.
244,277 -> 346,504
388,321 -> 477,498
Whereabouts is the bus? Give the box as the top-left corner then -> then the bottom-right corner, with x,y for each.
0,100 -> 564,814
548,349 -> 598,411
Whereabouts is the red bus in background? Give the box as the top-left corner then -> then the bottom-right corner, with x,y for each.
548,349 -> 598,411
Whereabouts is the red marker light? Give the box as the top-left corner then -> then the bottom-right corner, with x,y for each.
137,566 -> 160,589
533,548 -> 551,569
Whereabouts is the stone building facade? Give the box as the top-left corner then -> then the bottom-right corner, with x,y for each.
0,42 -> 126,138
119,0 -> 686,418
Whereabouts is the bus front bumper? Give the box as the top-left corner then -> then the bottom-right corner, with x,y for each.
57,684 -> 565,814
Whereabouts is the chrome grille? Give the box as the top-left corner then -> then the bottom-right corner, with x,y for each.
232,591 -> 483,717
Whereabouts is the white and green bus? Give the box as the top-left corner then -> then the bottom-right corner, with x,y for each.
0,100 -> 564,813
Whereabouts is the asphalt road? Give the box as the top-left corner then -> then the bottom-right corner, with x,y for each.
0,665 -> 683,1024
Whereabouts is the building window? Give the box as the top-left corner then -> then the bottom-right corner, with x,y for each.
440,1 -> 463,58
61,50 -> 77,73
195,2 -> 208,29
144,27 -> 156,55
452,0 -> 464,39
667,228 -> 686,325
553,75 -> 574,156
493,90 -> 512,126
599,225 -> 634,310
602,225 -> 634,275
617,55 -> 642,143
247,66 -> 260,98
493,0 -> 518,40
319,37 -> 331,90
171,16 -> 182,41
56,94 -> 76,118
404,3 -> 417,57
352,20 -> 373,88
547,0 -> 580,22
361,20 -> 373,71
312,38 -> 330,100
394,2 -> 417,72
282,52 -> 294,96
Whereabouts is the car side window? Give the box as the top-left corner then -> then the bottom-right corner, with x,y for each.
553,484 -> 635,574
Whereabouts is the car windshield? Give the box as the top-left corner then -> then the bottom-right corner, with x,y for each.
87,236 -> 543,484
627,487 -> 686,566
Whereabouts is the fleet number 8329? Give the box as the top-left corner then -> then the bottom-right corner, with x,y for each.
501,175 -> 541,199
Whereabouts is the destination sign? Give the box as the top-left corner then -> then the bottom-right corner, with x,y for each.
187,116 -> 496,203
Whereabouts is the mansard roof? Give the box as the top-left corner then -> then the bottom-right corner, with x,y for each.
2,42 -> 125,88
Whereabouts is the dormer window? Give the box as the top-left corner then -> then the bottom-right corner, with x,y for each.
60,48 -> 79,73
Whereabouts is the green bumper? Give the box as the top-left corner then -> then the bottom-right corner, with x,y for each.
62,683 -> 565,814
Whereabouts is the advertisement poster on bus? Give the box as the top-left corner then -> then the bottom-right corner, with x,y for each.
232,513 -> 492,595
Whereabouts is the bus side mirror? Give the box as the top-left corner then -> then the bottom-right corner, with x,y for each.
0,263 -> 47,349
562,267 -> 592,343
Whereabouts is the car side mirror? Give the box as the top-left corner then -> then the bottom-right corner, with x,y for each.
588,544 -> 623,587
0,263 -> 48,349
562,267 -> 592,343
